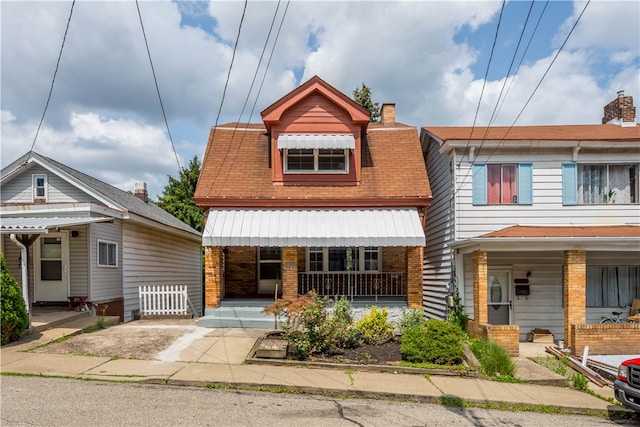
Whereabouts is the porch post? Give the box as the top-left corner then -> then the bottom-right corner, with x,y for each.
406,246 -> 423,309
473,250 -> 488,324
281,247 -> 298,300
204,246 -> 223,309
564,250 -> 586,348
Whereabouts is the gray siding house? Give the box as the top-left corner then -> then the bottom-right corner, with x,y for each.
0,152 -> 202,322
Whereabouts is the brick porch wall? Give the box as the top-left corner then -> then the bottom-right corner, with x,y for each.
466,319 -> 520,357
406,246 -> 423,309
383,247 -> 406,272
282,247 -> 298,300
564,250 -> 586,348
572,323 -> 640,355
224,247 -> 257,297
204,246 -> 223,309
473,251 -> 488,324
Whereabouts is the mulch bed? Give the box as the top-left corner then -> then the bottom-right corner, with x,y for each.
308,340 -> 403,365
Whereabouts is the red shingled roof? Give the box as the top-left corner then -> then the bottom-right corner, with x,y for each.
480,225 -> 640,239
194,123 -> 431,208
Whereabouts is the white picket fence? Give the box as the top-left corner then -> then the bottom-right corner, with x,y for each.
139,284 -> 193,316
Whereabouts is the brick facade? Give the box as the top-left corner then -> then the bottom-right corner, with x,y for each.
472,251 -> 488,324
466,319 -> 520,357
382,247 -> 406,272
204,246 -> 223,309
224,247 -> 257,297
281,247 -> 298,300
563,250 -> 586,348
572,323 -> 640,355
406,246 -> 423,309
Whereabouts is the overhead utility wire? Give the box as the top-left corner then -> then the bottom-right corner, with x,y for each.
217,0 -> 291,194
455,0 -> 590,196
205,0 -> 249,195
135,0 -> 182,177
214,0 -> 283,193
457,0 -> 506,168
454,0 -> 538,195
27,0 -> 76,162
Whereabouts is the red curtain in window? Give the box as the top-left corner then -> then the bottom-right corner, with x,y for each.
502,164 -> 517,204
487,165 -> 501,204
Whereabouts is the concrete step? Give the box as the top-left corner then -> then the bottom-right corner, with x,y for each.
198,307 -> 282,329
31,310 -> 91,333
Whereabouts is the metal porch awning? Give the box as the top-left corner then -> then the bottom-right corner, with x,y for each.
277,134 -> 355,150
0,216 -> 113,234
202,209 -> 425,247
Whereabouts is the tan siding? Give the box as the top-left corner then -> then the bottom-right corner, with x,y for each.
1,164 -> 102,204
68,225 -> 89,296
89,220 -> 123,302
122,222 -> 202,322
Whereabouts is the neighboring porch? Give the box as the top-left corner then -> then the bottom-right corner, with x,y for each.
456,235 -> 640,357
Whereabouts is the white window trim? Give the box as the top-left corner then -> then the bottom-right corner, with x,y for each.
32,174 -> 48,201
283,148 -> 349,174
306,246 -> 381,272
97,239 -> 118,268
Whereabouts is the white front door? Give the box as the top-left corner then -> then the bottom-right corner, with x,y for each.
34,232 -> 69,301
487,270 -> 512,325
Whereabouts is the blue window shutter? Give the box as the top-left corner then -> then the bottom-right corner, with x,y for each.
562,163 -> 578,205
518,163 -> 533,205
472,164 -> 487,205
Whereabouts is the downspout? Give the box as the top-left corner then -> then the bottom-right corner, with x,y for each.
10,234 -> 31,318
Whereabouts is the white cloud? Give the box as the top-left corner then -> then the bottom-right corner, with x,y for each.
1,0 -> 638,199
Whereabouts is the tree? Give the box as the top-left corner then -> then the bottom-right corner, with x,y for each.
353,83 -> 380,122
1,253 -> 28,345
156,155 -> 205,232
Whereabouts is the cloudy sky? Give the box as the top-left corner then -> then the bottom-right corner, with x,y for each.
2,0 -> 638,200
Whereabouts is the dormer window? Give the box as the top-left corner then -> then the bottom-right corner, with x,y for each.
33,174 -> 47,200
278,134 -> 354,174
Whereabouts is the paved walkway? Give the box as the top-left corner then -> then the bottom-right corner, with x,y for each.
0,318 -> 633,418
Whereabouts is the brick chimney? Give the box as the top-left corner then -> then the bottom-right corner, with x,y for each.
134,181 -> 148,203
602,90 -> 636,126
380,103 -> 395,126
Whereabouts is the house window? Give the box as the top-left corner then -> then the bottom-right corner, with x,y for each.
97,240 -> 117,267
578,164 -> 638,204
307,247 -> 380,272
586,266 -> 639,307
33,174 -> 47,200
284,149 -> 348,173
472,163 -> 532,205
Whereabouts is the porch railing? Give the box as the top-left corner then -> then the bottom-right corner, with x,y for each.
298,272 -> 406,301
139,284 -> 194,316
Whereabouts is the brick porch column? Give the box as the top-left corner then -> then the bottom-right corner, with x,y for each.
281,247 -> 298,300
473,250 -> 488,324
204,246 -> 222,309
406,246 -> 423,309
564,250 -> 586,348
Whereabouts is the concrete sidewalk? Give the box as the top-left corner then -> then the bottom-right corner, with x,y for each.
0,319 -> 631,418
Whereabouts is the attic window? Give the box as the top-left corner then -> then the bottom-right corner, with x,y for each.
33,174 -> 47,200
285,149 -> 348,173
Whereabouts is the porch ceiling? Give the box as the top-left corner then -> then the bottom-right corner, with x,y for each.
0,216 -> 113,234
202,208 -> 425,247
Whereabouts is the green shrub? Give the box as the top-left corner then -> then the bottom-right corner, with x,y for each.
447,289 -> 469,330
396,308 -> 425,334
263,292 -> 333,360
400,319 -> 465,365
570,372 -> 589,391
328,297 -> 362,349
1,253 -> 29,345
470,338 -> 515,378
355,306 -> 394,345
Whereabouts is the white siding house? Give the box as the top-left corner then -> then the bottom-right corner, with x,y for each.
1,152 -> 202,322
421,93 -> 640,353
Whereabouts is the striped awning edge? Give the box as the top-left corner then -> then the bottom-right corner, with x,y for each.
277,134 -> 356,150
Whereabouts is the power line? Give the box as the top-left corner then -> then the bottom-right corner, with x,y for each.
454,0 -> 591,197
205,0 -> 249,195
27,0 -> 76,161
215,0 -> 291,195
135,0 -> 182,177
